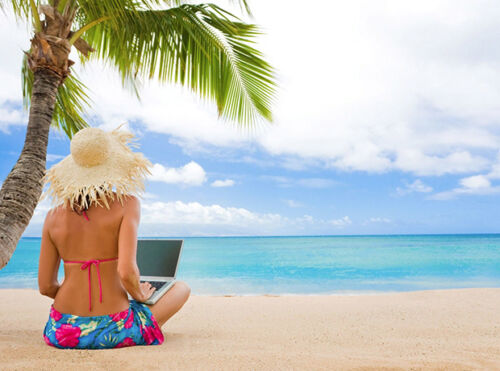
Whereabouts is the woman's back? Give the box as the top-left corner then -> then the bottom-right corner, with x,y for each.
39,126 -> 189,349
48,195 -> 130,316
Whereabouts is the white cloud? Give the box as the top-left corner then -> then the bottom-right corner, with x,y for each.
139,201 -> 354,235
211,179 -> 235,187
459,175 -> 491,189
431,175 -> 500,200
0,18 -> 27,103
3,2 -> 500,177
148,161 -> 206,186
431,185 -> 500,200
141,200 -> 281,226
329,216 -> 352,227
486,152 -> 500,179
296,214 -> 313,223
247,0 -> 500,176
392,151 -> 489,176
396,179 -> 433,195
284,199 -> 302,208
32,198 -> 52,221
139,200 -> 310,235
23,196 -> 354,236
368,217 -> 391,224
0,105 -> 25,133
46,154 -> 65,162
427,151 -> 500,199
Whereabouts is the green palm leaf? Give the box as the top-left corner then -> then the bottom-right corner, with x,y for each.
77,2 -> 276,126
10,0 -> 275,134
0,0 -> 31,18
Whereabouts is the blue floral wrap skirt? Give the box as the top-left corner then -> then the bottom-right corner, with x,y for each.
43,300 -> 164,349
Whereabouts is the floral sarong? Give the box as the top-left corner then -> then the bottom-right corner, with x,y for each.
43,300 -> 164,349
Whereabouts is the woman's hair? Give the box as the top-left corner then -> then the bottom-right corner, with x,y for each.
75,194 -> 92,212
71,185 -> 110,212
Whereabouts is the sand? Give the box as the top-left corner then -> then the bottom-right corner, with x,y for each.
0,288 -> 499,370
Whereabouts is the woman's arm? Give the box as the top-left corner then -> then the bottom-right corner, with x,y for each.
117,196 -> 154,302
38,210 -> 61,299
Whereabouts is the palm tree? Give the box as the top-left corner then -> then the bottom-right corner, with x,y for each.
0,0 -> 277,269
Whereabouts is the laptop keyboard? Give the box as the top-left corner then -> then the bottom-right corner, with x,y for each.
141,281 -> 167,290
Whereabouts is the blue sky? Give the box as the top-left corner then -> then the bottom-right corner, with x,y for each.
1,1 -> 500,236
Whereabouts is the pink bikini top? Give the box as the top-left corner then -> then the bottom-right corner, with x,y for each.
63,210 -> 118,311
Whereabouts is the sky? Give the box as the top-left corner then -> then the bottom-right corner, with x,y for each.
1,0 -> 500,236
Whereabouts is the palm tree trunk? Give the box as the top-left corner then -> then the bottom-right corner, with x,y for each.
0,69 -> 60,269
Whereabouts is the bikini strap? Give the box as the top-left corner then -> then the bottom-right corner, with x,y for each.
63,257 -> 118,311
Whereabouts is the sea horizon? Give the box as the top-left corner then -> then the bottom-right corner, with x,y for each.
2,234 -> 499,295
20,232 -> 500,238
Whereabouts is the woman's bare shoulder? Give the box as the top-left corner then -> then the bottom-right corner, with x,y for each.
45,203 -> 65,218
120,194 -> 140,207
42,204 -> 67,230
108,193 -> 140,212
99,192 -> 137,205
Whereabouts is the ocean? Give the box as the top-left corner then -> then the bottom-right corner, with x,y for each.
1,234 -> 499,295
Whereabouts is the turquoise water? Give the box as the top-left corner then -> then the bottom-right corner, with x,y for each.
1,235 -> 499,295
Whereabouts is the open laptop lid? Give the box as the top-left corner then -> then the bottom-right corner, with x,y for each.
136,239 -> 184,281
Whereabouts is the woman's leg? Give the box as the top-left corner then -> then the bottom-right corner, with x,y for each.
148,281 -> 191,328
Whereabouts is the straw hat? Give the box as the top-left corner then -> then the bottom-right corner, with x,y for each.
41,125 -> 152,210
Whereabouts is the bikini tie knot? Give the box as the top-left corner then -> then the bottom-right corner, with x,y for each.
80,260 -> 100,270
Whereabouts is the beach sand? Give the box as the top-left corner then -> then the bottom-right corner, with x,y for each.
0,288 -> 499,370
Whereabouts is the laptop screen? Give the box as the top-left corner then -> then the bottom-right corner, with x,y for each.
136,240 -> 183,277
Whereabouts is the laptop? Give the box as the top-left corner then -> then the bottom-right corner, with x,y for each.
128,239 -> 184,305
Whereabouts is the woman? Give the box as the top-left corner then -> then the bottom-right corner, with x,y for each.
38,126 -> 190,349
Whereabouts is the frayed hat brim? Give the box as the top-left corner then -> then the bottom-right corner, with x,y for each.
40,125 -> 152,209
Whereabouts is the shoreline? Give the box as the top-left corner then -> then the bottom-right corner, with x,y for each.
1,288 -> 499,370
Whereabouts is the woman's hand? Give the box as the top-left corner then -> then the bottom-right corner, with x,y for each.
138,282 -> 156,302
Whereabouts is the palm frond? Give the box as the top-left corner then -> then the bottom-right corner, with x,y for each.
1,0 -> 43,31
22,53 -> 91,138
135,0 -> 253,17
0,0 -> 30,18
53,72 -> 92,138
227,0 -> 252,17
77,3 -> 276,126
